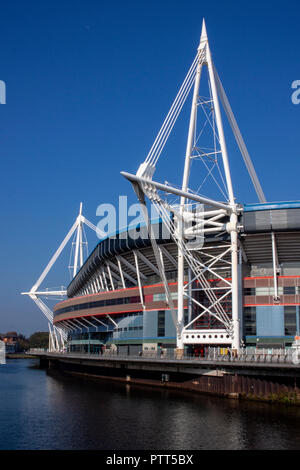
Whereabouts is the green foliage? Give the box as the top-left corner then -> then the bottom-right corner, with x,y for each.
28,331 -> 49,349
18,338 -> 30,351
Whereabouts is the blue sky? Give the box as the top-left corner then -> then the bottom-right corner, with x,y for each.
0,0 -> 299,335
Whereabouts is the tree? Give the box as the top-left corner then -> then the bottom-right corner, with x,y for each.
18,338 -> 30,351
28,332 -> 49,349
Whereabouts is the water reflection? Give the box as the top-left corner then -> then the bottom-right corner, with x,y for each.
0,359 -> 300,450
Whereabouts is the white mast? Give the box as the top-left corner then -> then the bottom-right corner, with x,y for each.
73,202 -> 84,278
22,203 -> 105,349
177,19 -> 239,351
122,20 -> 266,355
177,21 -> 207,350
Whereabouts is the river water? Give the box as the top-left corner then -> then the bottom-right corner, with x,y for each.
0,358 -> 300,450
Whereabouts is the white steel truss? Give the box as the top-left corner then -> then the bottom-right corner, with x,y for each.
122,20 -> 265,353
21,203 -> 103,350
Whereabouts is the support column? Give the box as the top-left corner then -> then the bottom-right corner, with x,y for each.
188,268 -> 193,324
271,232 -> 280,301
230,212 -> 240,354
238,248 -> 244,347
133,250 -> 145,309
177,26 -> 204,353
177,217 -> 185,352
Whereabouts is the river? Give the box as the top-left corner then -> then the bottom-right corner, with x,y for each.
0,358 -> 300,450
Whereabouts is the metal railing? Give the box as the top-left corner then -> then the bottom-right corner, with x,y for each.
28,348 -> 48,353
206,347 -> 299,364
48,346 -> 300,365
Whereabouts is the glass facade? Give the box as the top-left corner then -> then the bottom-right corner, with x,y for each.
55,295 -> 141,316
62,297 -> 300,350
284,306 -> 297,336
58,265 -> 300,350
157,310 -> 165,337
59,207 -> 300,352
243,307 -> 256,336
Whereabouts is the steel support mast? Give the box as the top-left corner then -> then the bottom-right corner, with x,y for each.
173,21 -> 240,352
122,20 -> 265,355
21,203 -> 104,351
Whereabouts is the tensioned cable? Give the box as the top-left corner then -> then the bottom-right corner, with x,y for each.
145,49 -> 206,168
150,69 -> 197,167
138,55 -> 233,325
136,48 -> 235,331
145,53 -> 199,165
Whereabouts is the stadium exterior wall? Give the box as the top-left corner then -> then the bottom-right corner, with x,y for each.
53,203 -> 300,353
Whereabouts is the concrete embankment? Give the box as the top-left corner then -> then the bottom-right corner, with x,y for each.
6,353 -> 35,359
35,352 -> 300,406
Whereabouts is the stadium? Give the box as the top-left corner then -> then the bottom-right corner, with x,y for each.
25,21 -> 300,357
53,201 -> 300,355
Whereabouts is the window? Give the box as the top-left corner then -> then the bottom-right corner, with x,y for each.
255,286 -> 283,296
55,295 -> 142,316
153,292 -> 178,302
255,287 -> 270,296
157,310 -> 165,337
244,287 -> 255,296
153,293 -> 166,302
284,306 -> 297,336
283,286 -> 296,295
243,307 -> 256,336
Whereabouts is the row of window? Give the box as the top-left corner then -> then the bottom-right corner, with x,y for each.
69,344 -> 103,353
71,332 -> 108,341
121,312 -> 143,317
243,306 -> 298,336
244,286 -> 300,296
66,304 -> 299,340
157,310 -> 165,337
284,306 -> 297,336
153,292 -> 178,302
55,295 -> 141,315
115,326 -> 143,332
56,291 -> 181,316
56,290 -> 182,317
185,333 -> 230,339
